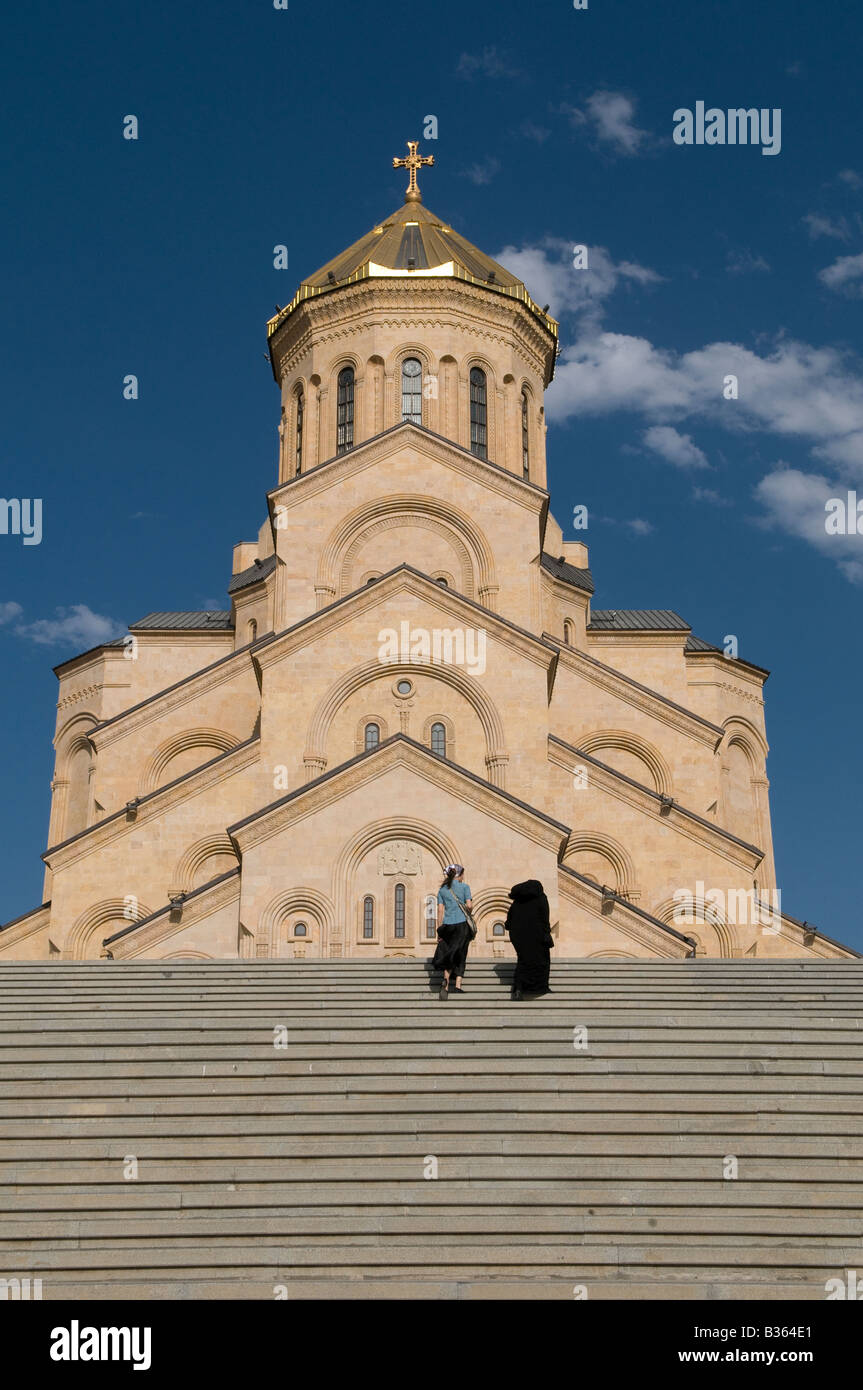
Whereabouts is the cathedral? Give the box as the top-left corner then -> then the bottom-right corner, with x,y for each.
1,145 -> 854,964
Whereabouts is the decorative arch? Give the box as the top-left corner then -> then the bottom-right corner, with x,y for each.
66,897 -> 155,960
54,717 -> 99,841
386,345 -> 434,430
161,950 -> 214,961
171,834 -> 239,894
257,886 -> 336,958
342,513 -> 475,598
316,494 -> 496,605
422,712 -> 455,761
470,885 -> 514,940
334,818 -> 460,950
577,729 -> 673,797
652,893 -> 736,957
354,712 -> 390,754
54,712 -> 98,762
305,658 -> 507,785
140,728 -> 240,795
586,950 -> 638,960
563,832 -> 637,897
722,715 -> 769,762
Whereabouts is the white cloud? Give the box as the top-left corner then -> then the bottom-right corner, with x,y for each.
562,91 -> 650,156
548,333 -> 863,475
460,157 -> 501,187
586,91 -> 648,155
818,251 -> 863,295
0,601 -> 23,625
838,169 -> 863,189
726,248 -> 771,275
803,213 -> 850,241
693,486 -> 732,507
643,425 -> 709,470
14,604 -> 125,648
456,48 -> 520,80
755,468 -> 863,584
493,239 -> 660,323
497,235 -> 863,582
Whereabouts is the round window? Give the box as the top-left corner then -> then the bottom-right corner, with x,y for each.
396,679 -> 413,696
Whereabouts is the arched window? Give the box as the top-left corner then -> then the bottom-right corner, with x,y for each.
401,357 -> 423,425
521,389 -> 530,478
469,368 -> 488,459
435,576 -> 448,587
430,722 -> 446,758
364,722 -> 380,752
295,389 -> 304,474
336,366 -> 354,454
563,619 -> 573,645
394,883 -> 406,938
247,618 -> 257,644
493,921 -> 506,937
363,897 -> 374,939
294,922 -> 307,937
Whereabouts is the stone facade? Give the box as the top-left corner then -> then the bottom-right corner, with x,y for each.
1,188 -> 854,964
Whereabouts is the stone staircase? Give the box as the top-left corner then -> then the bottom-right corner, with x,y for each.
1,959 -> 861,1300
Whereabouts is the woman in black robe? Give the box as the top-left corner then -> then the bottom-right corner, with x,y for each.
506,879 -> 553,999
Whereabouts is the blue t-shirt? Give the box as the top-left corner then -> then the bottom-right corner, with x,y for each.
437,881 -> 472,925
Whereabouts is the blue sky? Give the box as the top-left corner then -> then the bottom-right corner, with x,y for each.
1,0 -> 861,946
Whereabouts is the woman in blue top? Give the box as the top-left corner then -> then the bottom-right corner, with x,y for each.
433,863 -> 473,1000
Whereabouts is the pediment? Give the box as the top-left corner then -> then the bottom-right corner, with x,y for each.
268,421 -> 549,520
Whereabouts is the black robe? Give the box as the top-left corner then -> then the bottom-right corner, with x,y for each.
506,879 -> 553,993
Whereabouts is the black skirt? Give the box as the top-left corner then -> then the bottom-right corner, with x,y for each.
432,920 -> 471,975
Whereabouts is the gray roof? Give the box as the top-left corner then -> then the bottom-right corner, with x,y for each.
685,633 -> 722,654
128,611 -> 234,631
540,552 -> 595,594
588,609 -> 689,632
228,554 -> 276,595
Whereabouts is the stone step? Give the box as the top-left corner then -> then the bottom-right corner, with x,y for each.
3,960 -> 860,1299
3,1098 -> 861,1130
1,1085 -> 857,1114
1,1238 -> 858,1271
3,1210 -> 860,1240
4,1157 -> 860,1184
2,1123 -> 860,1157
3,1179 -> 859,1208
9,1276 -> 830,1300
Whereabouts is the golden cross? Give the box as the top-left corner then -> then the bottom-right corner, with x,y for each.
392,140 -> 435,203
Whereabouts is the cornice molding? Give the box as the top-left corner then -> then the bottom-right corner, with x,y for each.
268,420 -> 549,515
548,735 -> 763,871
558,867 -> 690,959
108,873 -> 241,959
89,646 -> 260,750
44,737 -> 261,871
255,564 -> 557,675
229,735 -> 570,858
549,637 -> 723,748
270,280 -> 555,382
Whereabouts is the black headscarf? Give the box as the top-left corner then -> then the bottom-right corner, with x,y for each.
506,880 -> 553,991
507,880 -> 550,925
